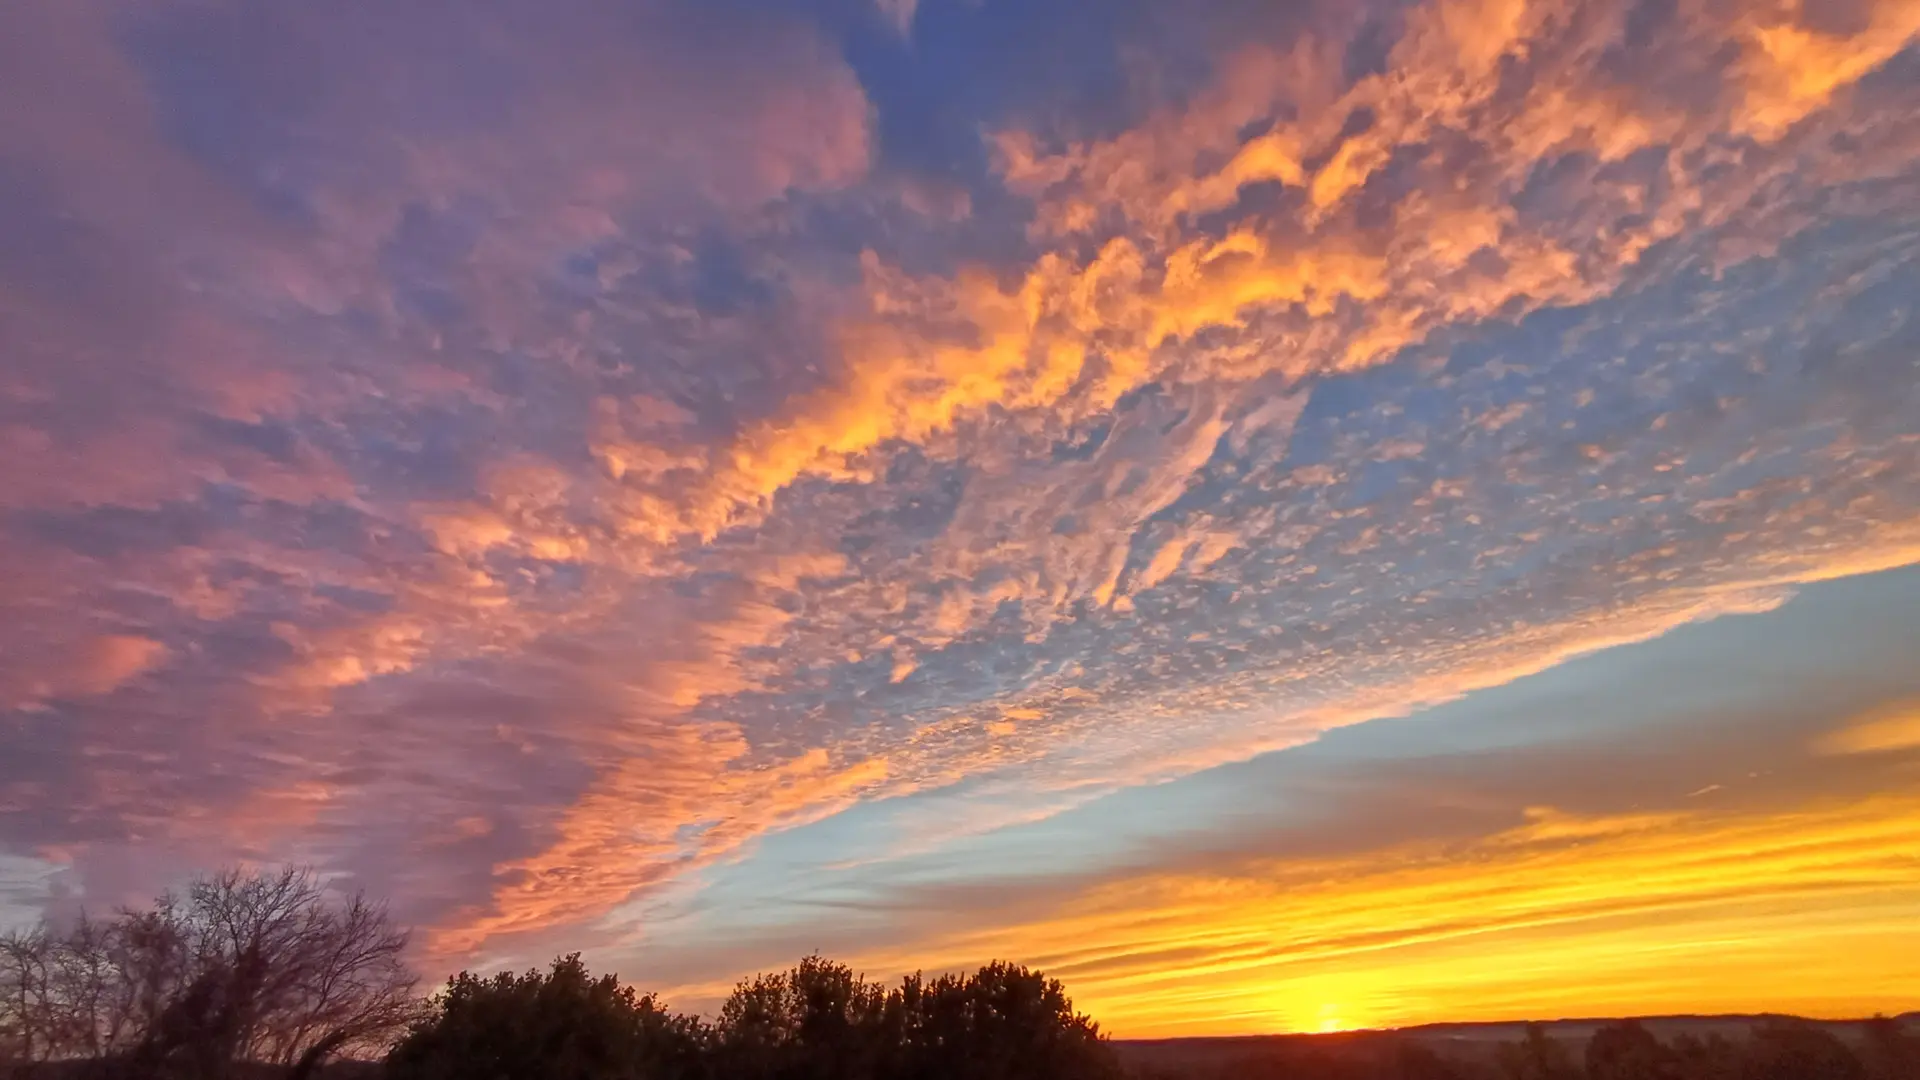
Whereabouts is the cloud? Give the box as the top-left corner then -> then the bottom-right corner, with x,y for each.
1736,0 -> 1920,139
0,0 -> 879,924
875,0 -> 918,37
0,634 -> 167,709
583,0 -> 1920,574
1816,698 -> 1920,755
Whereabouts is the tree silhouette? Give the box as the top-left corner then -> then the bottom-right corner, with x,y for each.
1740,1020 -> 1865,1080
1586,1020 -> 1678,1080
1860,1016 -> 1920,1080
0,866 -> 415,1077
1494,1023 -> 1580,1080
1669,1033 -> 1743,1080
706,956 -> 1121,1080
890,961 -> 1122,1080
387,953 -> 707,1080
713,955 -> 890,1080
1386,1039 -> 1469,1080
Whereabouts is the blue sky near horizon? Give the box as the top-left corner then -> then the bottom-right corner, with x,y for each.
2,0 -> 1918,1035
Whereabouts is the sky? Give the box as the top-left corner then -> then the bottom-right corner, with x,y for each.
1,0 -> 1918,1038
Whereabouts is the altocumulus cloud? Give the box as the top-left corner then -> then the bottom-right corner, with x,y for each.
0,0 -> 1916,990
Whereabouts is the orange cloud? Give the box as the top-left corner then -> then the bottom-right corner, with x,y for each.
430,547 -> 881,952
444,729 -> 889,955
1736,0 -> 1920,140
636,0 -> 1917,561
73,635 -> 168,697
0,633 -> 167,708
1816,698 -> 1920,755
264,615 -> 432,698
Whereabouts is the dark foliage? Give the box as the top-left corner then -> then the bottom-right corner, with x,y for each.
711,954 -> 887,1080
387,953 -> 1122,1080
886,960 -> 1121,1080
1585,1022 -> 1678,1080
1739,1020 -> 1865,1080
1862,1017 -> 1920,1080
385,954 -> 703,1080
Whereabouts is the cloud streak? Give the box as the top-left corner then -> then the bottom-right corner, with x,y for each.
820,791 -> 1920,1036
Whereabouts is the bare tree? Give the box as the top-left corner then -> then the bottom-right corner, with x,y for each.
0,866 -> 418,1077
1,925 -> 51,1063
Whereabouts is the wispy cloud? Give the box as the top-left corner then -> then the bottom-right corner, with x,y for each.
1817,698 -> 1920,755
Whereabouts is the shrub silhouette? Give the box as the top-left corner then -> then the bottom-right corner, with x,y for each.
386,953 -> 704,1080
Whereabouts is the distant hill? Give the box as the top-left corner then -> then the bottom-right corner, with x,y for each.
0,1063 -> 381,1079
1111,1012 -> 1920,1072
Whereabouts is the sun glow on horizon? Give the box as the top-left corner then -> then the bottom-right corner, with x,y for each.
1315,1004 -> 1351,1034
827,790 -> 1920,1038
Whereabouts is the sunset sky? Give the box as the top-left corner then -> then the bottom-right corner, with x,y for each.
2,0 -> 1918,1038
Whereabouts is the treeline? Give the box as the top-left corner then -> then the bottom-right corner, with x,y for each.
385,953 -> 1120,1080
1,867 -> 1120,1080
2,868 -> 1914,1080
1134,1017 -> 1920,1080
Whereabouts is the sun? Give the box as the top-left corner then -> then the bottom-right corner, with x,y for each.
1316,1003 -> 1348,1033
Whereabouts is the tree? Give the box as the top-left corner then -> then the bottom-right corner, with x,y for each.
0,866 -> 416,1078
713,955 -> 891,1080
1586,1021 -> 1677,1080
888,961 -> 1123,1080
1386,1040 -> 1468,1080
0,927 -> 45,1063
1670,1033 -> 1743,1080
1741,1021 -> 1865,1080
1496,1024 -> 1578,1080
387,953 -> 708,1080
1860,1016 -> 1920,1080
